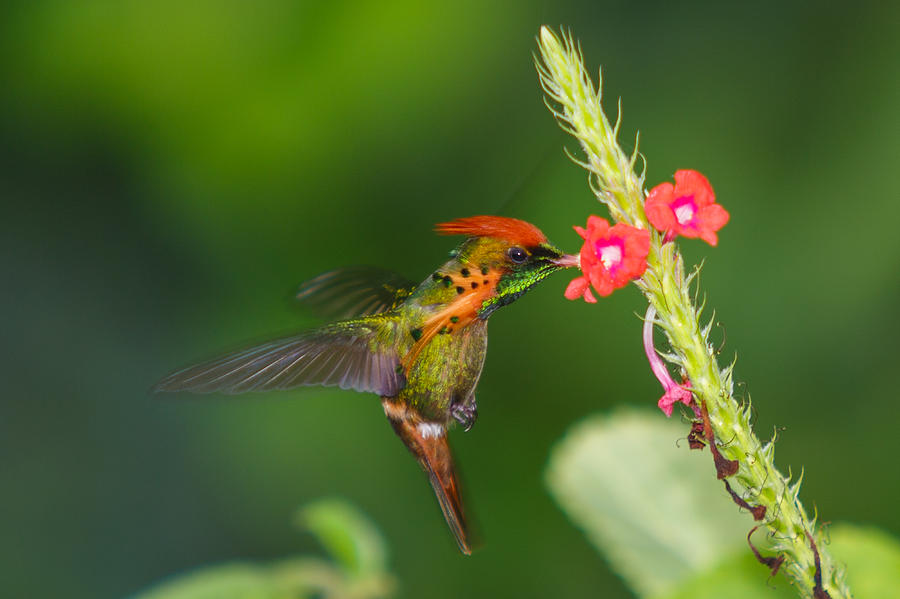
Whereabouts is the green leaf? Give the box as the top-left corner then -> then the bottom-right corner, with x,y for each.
546,410 -> 900,599
659,551 -> 796,599
828,524 -> 900,598
545,409 -> 752,597
132,563 -> 291,599
133,500 -> 394,599
660,523 -> 900,599
297,498 -> 388,578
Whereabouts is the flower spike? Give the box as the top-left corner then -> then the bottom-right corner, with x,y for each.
538,26 -> 849,598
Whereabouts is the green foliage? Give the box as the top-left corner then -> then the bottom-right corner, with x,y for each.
546,409 -> 751,597
546,410 -> 900,598
298,499 -> 389,579
133,500 -> 395,599
827,525 -> 900,598
661,524 -> 900,599
661,551 -> 796,599
132,563 -> 306,599
136,427 -> 900,599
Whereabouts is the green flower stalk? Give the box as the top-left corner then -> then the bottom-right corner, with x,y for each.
536,26 -> 850,599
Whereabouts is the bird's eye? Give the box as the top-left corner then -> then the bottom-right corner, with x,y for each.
508,246 -> 528,263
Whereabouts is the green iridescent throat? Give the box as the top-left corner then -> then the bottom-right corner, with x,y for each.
478,243 -> 563,318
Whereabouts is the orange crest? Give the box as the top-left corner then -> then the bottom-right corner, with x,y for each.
435,215 -> 547,247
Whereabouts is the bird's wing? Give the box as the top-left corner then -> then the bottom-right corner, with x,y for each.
296,266 -> 415,319
154,320 -> 404,396
383,400 -> 473,555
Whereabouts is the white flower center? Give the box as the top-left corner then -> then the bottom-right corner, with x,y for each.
599,244 -> 622,269
674,202 -> 696,225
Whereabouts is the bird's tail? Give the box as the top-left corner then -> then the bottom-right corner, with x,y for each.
382,399 -> 471,555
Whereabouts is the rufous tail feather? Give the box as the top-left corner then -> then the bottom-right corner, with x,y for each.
382,399 -> 471,555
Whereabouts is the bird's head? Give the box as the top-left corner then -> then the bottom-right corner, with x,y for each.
436,215 -> 579,318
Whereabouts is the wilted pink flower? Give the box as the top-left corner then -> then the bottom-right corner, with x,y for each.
644,304 -> 694,416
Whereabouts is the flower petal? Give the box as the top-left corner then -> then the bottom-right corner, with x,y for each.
614,225 -> 650,282
696,204 -> 729,246
657,394 -> 676,417
699,229 -> 719,246
645,198 -> 677,232
586,215 -> 610,236
699,203 -> 730,231
645,181 -> 674,205
674,169 -> 714,207
657,385 -> 694,418
624,227 -> 651,259
588,266 -> 615,297
564,276 -> 589,300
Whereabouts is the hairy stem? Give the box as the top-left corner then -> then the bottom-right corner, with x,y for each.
536,26 -> 849,598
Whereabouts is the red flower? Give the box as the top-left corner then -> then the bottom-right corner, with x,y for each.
645,170 -> 729,246
564,216 -> 650,301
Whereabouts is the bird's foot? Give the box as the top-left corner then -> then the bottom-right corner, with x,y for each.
452,403 -> 478,432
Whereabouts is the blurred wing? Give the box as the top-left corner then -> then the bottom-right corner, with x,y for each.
296,266 -> 415,319
154,321 -> 404,396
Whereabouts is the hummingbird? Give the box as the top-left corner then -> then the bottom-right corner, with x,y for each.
155,216 -> 577,554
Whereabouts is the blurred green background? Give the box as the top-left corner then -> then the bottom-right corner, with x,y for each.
2,1 -> 898,597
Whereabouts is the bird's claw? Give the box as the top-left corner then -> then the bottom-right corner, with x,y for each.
452,403 -> 478,432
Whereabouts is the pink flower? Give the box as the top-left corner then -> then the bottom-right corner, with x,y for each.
643,304 -> 694,417
564,216 -> 650,302
645,170 -> 729,246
